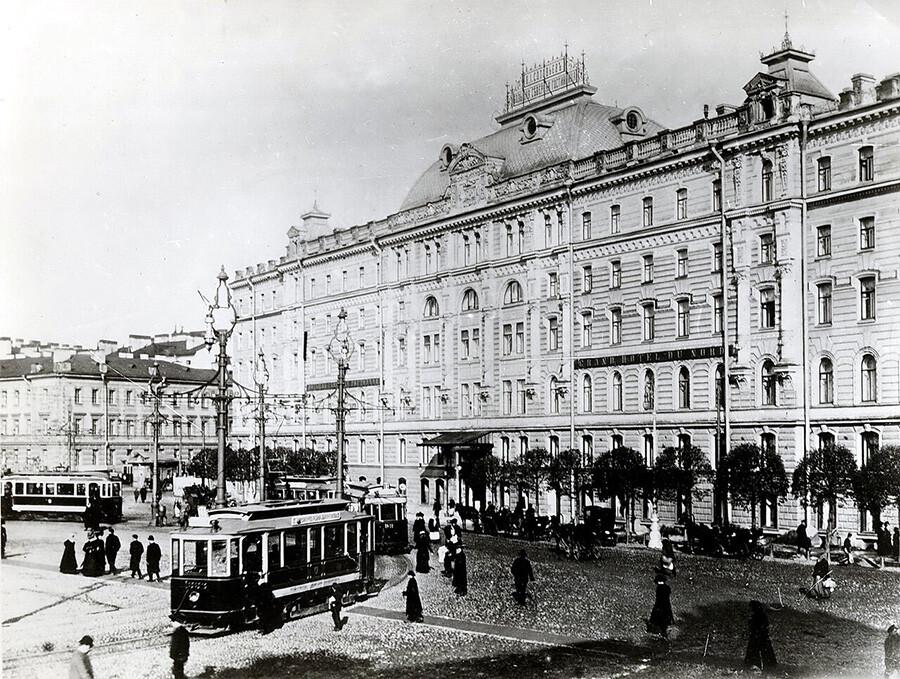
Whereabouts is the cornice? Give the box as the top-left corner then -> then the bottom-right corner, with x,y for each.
808,178 -> 900,209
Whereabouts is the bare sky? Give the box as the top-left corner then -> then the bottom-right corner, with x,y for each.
2,0 -> 898,347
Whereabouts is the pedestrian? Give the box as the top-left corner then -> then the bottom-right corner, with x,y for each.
169,621 -> 190,679
524,504 -> 537,541
646,573 -> 674,639
129,534 -> 144,578
140,485 -> 147,503
412,511 -> 426,537
886,624 -> 900,679
402,571 -> 424,622
805,554 -> 833,599
744,600 -> 777,673
61,534 -> 79,574
438,543 -> 452,577
159,504 -> 168,527
878,522 -> 892,569
82,533 -> 104,577
105,527 -> 121,574
1,519 -> 6,558
432,499 -> 441,524
842,533 -> 855,566
511,549 -> 534,605
657,538 -> 677,578
894,527 -> 900,562
133,487 -> 140,503
146,535 -> 161,581
452,545 -> 468,595
415,529 -> 430,573
328,584 -> 347,631
69,635 -> 94,679
796,520 -> 811,559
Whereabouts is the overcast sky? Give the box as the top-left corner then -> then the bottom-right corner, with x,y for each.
2,0 -> 898,348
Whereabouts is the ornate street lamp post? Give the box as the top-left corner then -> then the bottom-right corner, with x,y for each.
148,361 -> 165,526
327,308 -> 354,499
255,349 -> 269,502
99,361 -> 111,469
205,266 -> 237,508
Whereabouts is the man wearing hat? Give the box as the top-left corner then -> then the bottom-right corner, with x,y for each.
170,621 -> 190,679
69,635 -> 94,679
129,534 -> 144,579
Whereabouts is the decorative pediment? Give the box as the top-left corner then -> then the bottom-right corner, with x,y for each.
743,72 -> 785,95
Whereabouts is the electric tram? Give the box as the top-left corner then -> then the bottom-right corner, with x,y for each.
169,498 -> 374,630
1,471 -> 123,522
346,482 -> 409,554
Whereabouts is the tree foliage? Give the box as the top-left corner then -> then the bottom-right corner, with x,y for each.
186,445 -> 337,483
716,443 -> 788,528
851,444 -> 900,525
654,444 -> 714,517
792,443 -> 857,542
510,446 -> 550,508
592,447 -> 646,541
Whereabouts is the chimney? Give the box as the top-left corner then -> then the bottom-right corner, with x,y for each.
97,339 -> 118,356
876,73 -> 900,101
52,348 -> 74,363
838,87 -> 855,111
851,73 -> 876,105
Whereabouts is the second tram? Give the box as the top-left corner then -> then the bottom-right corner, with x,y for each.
170,499 -> 374,630
1,471 -> 123,522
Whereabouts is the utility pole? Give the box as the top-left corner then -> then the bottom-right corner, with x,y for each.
148,362 -> 165,527
327,308 -> 354,500
255,349 -> 269,502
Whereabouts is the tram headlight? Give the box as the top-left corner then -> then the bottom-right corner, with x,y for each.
187,591 -> 200,604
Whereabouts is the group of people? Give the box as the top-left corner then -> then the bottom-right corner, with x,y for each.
59,529 -> 160,580
413,505 -> 469,597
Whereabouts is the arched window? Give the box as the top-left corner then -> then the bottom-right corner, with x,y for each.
582,374 -> 593,413
424,296 -> 439,318
861,354 -> 877,402
761,360 -> 777,406
420,479 -> 430,505
678,366 -> 691,409
549,376 -> 560,414
611,371 -> 623,411
643,369 -> 655,411
462,288 -> 479,311
762,159 -> 774,202
504,280 -> 523,305
819,358 -> 834,404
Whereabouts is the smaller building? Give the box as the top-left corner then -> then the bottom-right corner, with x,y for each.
0,344 -> 218,480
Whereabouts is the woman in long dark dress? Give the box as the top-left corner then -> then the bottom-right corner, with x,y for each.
744,600 -> 777,672
82,533 -> 104,577
402,571 -> 424,622
647,573 -> 674,638
415,531 -> 430,573
60,534 -> 79,574
452,546 -> 468,595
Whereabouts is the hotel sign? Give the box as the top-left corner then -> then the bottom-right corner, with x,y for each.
575,345 -> 732,370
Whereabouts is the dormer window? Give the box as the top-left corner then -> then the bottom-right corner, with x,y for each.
439,145 -> 455,170
524,116 -> 538,138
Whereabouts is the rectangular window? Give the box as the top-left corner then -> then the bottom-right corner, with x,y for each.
859,217 -> 875,250
548,272 -> 559,298
642,197 -> 653,227
760,233 -> 775,264
676,189 -> 688,220
398,438 -> 407,464
460,384 -> 471,416
642,254 -> 654,283
760,288 -> 776,328
581,313 -> 593,348
423,387 -> 432,418
515,322 -> 525,354
397,337 -> 407,365
713,294 -> 724,334
582,266 -> 593,293
611,260 -> 621,289
762,162 -> 773,202
544,213 -> 553,247
712,180 -> 722,212
548,317 -> 560,351
610,205 -> 620,234
359,266 -> 366,286
643,305 -> 655,341
859,146 -> 874,182
582,212 -> 592,240
502,324 -> 513,356
502,381 -> 512,415
677,299 -> 690,337
611,308 -> 622,345
91,389 -> 99,405
460,330 -> 469,359
713,242 -> 723,273
358,439 -> 366,464
677,249 -> 688,278
516,379 -> 526,414
817,283 -> 832,325
817,225 -> 831,257
74,388 -> 82,405
817,157 -> 831,191
471,328 -> 481,359
506,224 -> 514,256
860,277 -> 876,320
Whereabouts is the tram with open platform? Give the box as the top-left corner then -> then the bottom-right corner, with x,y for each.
1,471 -> 123,522
169,498 -> 374,630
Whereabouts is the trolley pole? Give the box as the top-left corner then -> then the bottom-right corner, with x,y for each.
255,349 -> 269,503
148,362 -> 164,527
335,360 -> 347,499
215,332 -> 229,508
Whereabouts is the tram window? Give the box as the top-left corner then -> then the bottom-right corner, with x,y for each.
360,522 -> 370,551
309,527 -> 322,562
230,540 -> 239,575
46,483 -> 56,495
347,522 -> 358,557
172,539 -> 181,575
26,483 -> 43,495
243,536 -> 262,573
324,525 -> 342,559
88,484 -> 100,501
284,530 -> 307,566
267,533 -> 282,569
112,484 -> 120,497
3,482 -> 11,496
380,504 -> 398,521
14,483 -> 23,495
211,540 -> 228,576
58,483 -> 75,496
76,484 -> 85,496
184,540 -> 208,576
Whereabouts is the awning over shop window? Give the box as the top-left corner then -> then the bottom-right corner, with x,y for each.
420,431 -> 492,447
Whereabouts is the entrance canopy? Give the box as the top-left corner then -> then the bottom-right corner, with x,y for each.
420,431 -> 492,448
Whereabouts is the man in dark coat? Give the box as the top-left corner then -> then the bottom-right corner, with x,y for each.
146,535 -> 162,581
328,584 -> 347,631
105,527 -> 121,574
170,622 -> 190,679
402,571 -> 424,622
511,549 -> 535,605
414,529 -> 430,573
796,521 -> 811,559
647,573 -> 674,638
877,522 -> 892,568
140,485 -> 147,503
744,600 -> 777,672
129,535 -> 144,578
452,546 -> 468,595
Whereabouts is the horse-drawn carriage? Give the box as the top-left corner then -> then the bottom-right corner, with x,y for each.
551,506 -> 618,560
684,518 -> 765,560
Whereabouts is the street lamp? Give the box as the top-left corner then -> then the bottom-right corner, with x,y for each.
205,266 -> 238,508
254,349 -> 269,502
99,361 -> 111,469
148,361 -> 166,526
327,308 -> 354,499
